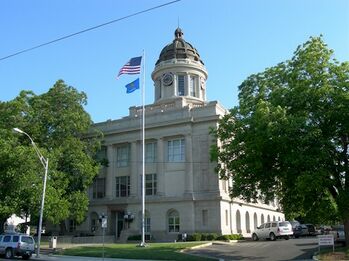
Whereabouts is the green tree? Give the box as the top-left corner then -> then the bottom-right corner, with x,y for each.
0,80 -> 101,233
211,37 -> 349,245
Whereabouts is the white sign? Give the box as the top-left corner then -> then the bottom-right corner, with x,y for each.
101,217 -> 107,228
318,235 -> 334,246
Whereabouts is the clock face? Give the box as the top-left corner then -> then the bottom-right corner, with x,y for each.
162,73 -> 173,86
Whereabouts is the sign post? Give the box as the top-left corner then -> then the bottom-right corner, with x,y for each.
318,234 -> 334,254
100,214 -> 107,261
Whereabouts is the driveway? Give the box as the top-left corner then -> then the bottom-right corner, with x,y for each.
185,237 -> 319,261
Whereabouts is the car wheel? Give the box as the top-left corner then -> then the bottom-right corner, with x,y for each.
252,233 -> 259,241
284,235 -> 289,240
269,232 -> 276,241
5,248 -> 13,259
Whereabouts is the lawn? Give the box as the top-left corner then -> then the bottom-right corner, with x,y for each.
317,246 -> 349,260
60,242 -> 217,261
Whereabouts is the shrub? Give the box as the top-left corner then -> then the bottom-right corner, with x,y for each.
206,233 -> 218,241
217,235 -> 230,241
128,235 -> 141,241
188,233 -> 202,241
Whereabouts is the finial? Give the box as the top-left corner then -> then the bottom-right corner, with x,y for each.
174,27 -> 183,39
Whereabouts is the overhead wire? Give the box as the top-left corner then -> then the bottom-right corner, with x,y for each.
0,0 -> 181,61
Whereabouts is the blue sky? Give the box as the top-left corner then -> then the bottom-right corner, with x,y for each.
1,0 -> 348,123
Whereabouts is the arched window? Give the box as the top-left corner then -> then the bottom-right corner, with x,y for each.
267,214 -> 270,222
245,212 -> 250,233
273,215 -> 276,221
253,213 -> 258,229
168,210 -> 180,232
261,214 -> 265,224
236,210 -> 241,233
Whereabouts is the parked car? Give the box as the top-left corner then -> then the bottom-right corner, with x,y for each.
289,220 -> 302,238
252,221 -> 293,241
305,224 -> 316,236
300,224 -> 309,236
330,225 -> 345,246
0,233 -> 35,259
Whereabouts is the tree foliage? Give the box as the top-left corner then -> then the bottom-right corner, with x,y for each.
211,37 -> 349,243
0,80 -> 101,233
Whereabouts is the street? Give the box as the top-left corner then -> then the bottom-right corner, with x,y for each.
185,237 -> 320,261
0,237 -> 325,261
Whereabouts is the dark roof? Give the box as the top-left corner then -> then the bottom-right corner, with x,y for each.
155,28 -> 204,65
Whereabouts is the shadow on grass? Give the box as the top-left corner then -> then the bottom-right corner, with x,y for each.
61,243 -> 217,261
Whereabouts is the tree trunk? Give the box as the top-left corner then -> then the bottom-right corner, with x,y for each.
344,219 -> 349,247
0,217 -> 7,234
59,220 -> 67,235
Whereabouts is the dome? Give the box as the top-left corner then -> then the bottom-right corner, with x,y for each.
155,28 -> 204,65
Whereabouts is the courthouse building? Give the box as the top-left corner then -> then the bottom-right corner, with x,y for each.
71,28 -> 284,241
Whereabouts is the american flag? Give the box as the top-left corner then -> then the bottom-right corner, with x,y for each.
117,56 -> 142,79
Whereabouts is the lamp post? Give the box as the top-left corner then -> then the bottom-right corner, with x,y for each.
13,128 -> 48,258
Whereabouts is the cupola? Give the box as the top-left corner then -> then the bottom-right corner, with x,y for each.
151,28 -> 208,104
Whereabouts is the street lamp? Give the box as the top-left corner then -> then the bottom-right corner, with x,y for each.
13,128 -> 48,258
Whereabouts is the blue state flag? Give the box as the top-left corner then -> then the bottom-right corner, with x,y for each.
125,78 -> 140,93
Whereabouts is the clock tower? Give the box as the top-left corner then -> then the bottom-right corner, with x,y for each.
151,28 -> 208,105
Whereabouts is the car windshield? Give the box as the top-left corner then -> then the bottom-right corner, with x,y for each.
21,236 -> 34,244
279,222 -> 289,227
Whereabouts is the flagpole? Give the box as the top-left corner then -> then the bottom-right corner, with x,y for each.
140,49 -> 146,247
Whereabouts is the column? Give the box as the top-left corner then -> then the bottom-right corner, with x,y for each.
185,134 -> 194,194
130,141 -> 138,197
156,138 -> 165,196
173,74 -> 177,97
105,145 -> 114,199
186,73 -> 190,96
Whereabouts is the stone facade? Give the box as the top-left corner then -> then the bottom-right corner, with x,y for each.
66,28 -> 285,241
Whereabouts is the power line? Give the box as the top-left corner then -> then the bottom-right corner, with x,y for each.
0,0 -> 181,62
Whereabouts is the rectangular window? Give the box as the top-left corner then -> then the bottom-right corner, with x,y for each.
168,138 -> 185,162
145,142 -> 156,163
145,174 -> 157,196
225,210 -> 229,226
117,145 -> 129,167
92,178 -> 105,199
178,75 -> 185,96
116,176 -> 130,197
189,76 -> 196,97
202,210 -> 208,227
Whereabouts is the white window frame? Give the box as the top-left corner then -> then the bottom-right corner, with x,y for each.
145,173 -> 157,196
145,142 -> 157,163
117,145 -> 130,167
115,176 -> 130,197
168,210 -> 180,233
167,138 -> 185,162
92,178 -> 105,199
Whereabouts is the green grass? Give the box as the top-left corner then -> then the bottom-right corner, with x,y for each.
317,246 -> 349,260
60,242 -> 217,261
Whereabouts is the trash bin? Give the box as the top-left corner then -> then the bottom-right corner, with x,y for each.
49,236 -> 57,249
